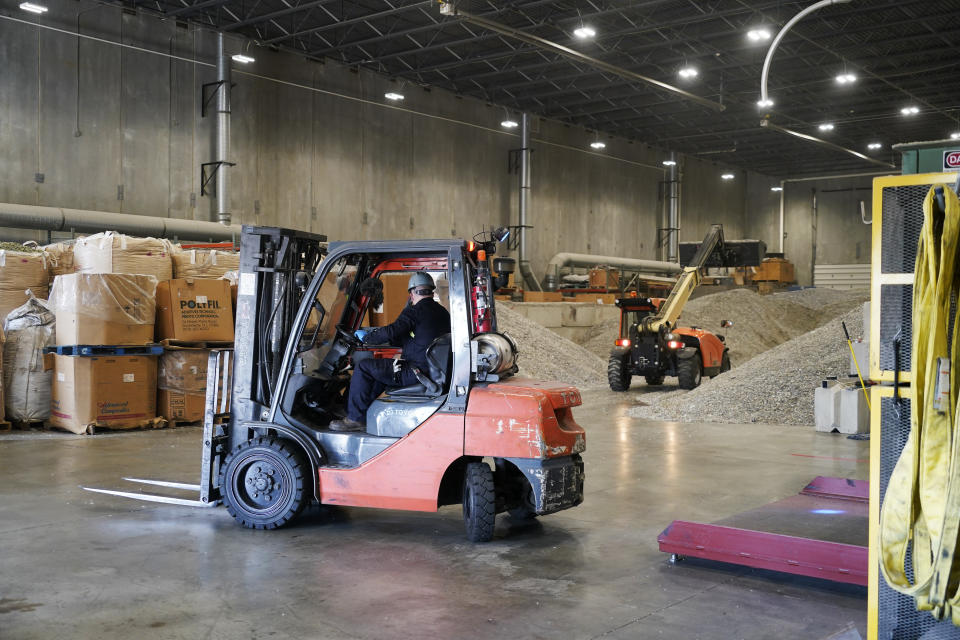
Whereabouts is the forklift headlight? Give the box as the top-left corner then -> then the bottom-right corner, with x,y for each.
667,340 -> 683,350
665,332 -> 677,341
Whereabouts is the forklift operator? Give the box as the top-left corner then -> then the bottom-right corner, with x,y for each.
329,271 -> 451,432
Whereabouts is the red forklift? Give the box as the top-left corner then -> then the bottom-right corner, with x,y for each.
87,226 -> 585,542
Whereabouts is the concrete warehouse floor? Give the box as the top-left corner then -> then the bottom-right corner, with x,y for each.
0,388 -> 868,640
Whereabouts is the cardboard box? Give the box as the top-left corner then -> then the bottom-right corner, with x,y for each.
50,355 -> 158,434
50,273 -> 157,346
157,348 -> 230,423
588,267 -> 620,289
156,278 -> 234,342
523,291 -> 564,303
157,389 -> 206,423
753,258 -> 795,283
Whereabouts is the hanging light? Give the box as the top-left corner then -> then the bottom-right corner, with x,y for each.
590,141 -> 606,150
662,160 -> 677,166
747,28 -> 771,41
757,98 -> 774,108
384,92 -> 405,101
818,123 -> 835,131
835,72 -> 857,84
771,186 -> 783,192
574,25 -> 596,39
231,54 -> 255,64
900,106 -> 920,116
721,173 -> 735,180
867,142 -> 883,150
19,2 -> 48,12
678,67 -> 698,79
501,119 -> 519,129
951,133 -> 960,140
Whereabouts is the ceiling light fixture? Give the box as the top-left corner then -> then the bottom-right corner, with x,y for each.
835,72 -> 857,84
951,133 -> 960,140
900,106 -> 920,116
747,29 -> 771,42
501,119 -> 519,129
771,186 -> 783,192
662,160 -> 677,166
818,123 -> 835,131
574,26 -> 596,39
384,92 -> 405,101
757,98 -> 774,108
590,141 -> 606,150
19,2 -> 47,13
721,173 -> 735,180
867,142 -> 883,150
678,67 -> 698,79
231,54 -> 255,64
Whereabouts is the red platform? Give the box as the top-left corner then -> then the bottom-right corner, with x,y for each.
657,476 -> 868,586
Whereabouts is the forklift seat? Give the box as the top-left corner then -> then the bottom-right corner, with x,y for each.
385,333 -> 452,399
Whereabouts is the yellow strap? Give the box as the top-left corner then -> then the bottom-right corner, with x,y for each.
879,185 -> 960,623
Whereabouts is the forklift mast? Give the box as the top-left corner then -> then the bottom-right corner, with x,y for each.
231,226 -> 327,441
641,224 -> 725,333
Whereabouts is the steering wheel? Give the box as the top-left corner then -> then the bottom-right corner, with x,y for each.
336,326 -> 363,349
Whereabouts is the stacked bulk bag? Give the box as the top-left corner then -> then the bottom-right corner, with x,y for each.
171,248 -> 239,279
2,294 -> 55,422
0,245 -> 49,325
73,232 -> 172,282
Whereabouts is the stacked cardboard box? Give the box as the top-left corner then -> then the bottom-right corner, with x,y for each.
47,273 -> 160,434
0,248 -> 49,325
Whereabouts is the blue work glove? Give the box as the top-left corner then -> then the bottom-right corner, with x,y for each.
354,329 -> 369,342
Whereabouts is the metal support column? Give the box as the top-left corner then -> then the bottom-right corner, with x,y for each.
215,33 -> 232,225
518,113 -> 541,291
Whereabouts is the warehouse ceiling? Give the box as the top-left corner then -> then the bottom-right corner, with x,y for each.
147,0 -> 960,178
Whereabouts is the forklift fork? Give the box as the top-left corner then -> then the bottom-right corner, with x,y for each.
83,350 -> 234,508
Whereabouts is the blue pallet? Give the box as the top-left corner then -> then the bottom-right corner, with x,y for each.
44,345 -> 164,356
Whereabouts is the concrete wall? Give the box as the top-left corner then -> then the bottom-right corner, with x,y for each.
1,3 -> 764,280
744,174 -> 878,285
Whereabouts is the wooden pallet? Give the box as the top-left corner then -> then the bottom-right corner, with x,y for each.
10,420 -> 46,431
0,420 -> 11,432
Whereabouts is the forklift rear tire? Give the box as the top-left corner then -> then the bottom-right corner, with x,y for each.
644,374 -> 665,386
463,462 -> 496,542
677,354 -> 703,390
608,350 -> 632,392
220,437 -> 307,530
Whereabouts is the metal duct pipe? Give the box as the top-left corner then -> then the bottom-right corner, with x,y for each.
667,151 -> 680,263
544,253 -> 682,289
518,112 -> 541,291
0,202 -> 242,240
216,33 -> 232,225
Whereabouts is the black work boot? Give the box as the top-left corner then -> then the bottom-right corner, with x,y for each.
329,418 -> 365,432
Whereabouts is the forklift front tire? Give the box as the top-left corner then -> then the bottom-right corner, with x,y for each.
220,436 -> 307,530
463,462 -> 496,542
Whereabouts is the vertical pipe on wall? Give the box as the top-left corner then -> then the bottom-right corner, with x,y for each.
518,112 -> 541,291
667,151 -> 680,262
778,180 -> 786,253
215,33 -> 231,225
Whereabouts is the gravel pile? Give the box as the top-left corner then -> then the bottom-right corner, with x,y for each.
497,304 -> 607,387
628,306 -> 863,425
579,288 -> 869,366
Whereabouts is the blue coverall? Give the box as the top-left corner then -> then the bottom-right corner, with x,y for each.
346,297 -> 451,424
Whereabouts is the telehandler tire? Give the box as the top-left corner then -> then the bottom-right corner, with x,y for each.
463,462 -> 496,542
720,352 -> 731,373
220,436 -> 307,530
608,349 -> 632,392
677,353 -> 703,390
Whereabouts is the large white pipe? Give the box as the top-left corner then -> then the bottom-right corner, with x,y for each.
0,202 -> 242,240
546,253 -> 682,280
